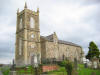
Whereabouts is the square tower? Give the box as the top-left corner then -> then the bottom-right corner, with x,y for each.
15,3 -> 41,66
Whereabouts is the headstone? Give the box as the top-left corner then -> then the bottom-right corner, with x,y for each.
10,59 -> 16,71
10,71 -> 17,75
84,63 -> 88,68
91,56 -> 99,69
87,61 -> 92,68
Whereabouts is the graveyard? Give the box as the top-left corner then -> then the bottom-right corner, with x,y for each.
1,59 -> 100,75
1,41 -> 100,75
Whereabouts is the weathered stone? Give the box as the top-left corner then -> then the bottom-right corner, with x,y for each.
91,57 -> 99,69
15,3 -> 84,66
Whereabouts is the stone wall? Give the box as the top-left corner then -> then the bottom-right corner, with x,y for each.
42,65 -> 59,72
43,41 -> 83,62
45,41 -> 59,59
58,43 -> 82,61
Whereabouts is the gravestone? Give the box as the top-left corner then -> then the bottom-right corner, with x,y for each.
84,63 -> 88,68
9,71 -> 17,75
87,61 -> 92,68
91,56 -> 99,69
10,59 -> 16,71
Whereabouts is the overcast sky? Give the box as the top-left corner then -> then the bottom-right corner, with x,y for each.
0,0 -> 100,64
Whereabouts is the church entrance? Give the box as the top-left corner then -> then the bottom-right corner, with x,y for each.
31,54 -> 34,65
30,53 -> 39,67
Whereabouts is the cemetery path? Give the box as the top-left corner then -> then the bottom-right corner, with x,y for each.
0,71 -> 3,75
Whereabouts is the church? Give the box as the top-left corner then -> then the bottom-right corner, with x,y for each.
15,3 -> 84,66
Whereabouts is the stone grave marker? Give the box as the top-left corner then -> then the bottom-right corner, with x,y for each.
91,56 -> 99,69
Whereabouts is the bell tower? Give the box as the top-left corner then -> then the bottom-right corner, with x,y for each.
15,3 -> 41,66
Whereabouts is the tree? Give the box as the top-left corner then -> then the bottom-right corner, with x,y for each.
86,41 -> 100,60
65,61 -> 73,75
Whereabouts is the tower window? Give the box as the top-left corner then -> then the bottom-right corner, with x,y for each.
30,17 -> 35,28
19,38 -> 22,55
19,18 -> 23,29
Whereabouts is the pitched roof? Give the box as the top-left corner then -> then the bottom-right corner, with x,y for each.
41,34 -> 53,42
58,40 -> 81,47
40,34 -> 81,47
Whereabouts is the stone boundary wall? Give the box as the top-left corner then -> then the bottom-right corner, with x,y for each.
42,65 -> 59,72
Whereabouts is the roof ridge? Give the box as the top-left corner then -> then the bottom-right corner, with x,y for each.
40,35 -> 81,47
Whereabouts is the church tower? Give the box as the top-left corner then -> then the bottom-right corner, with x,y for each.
15,3 -> 41,66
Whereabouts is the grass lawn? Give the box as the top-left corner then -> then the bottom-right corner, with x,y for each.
78,64 -> 100,75
16,66 -> 34,74
1,64 -> 100,75
0,66 -> 10,75
0,66 -> 35,75
47,67 -> 67,75
47,64 -> 100,75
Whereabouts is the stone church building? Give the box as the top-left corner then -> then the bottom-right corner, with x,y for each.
15,4 -> 83,66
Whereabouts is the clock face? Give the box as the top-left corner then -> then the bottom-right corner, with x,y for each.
31,34 -> 34,38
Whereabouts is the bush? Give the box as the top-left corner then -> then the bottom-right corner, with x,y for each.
57,60 -> 68,67
1,66 -> 10,75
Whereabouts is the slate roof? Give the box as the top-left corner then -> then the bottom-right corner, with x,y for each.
58,40 -> 81,47
40,34 -> 81,47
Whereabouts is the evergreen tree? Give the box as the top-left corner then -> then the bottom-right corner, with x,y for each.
86,41 -> 100,60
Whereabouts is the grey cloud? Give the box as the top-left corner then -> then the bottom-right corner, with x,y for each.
82,0 -> 100,5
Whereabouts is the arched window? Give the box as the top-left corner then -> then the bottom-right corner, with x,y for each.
19,38 -> 22,55
19,18 -> 23,29
30,17 -> 35,28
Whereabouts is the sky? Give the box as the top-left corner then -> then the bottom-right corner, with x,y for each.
0,0 -> 100,64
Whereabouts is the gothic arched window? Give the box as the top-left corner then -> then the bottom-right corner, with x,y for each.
19,38 -> 22,55
19,18 -> 23,29
30,17 -> 35,28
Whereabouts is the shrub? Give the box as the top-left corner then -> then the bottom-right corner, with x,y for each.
1,66 -> 10,75
57,60 -> 68,67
